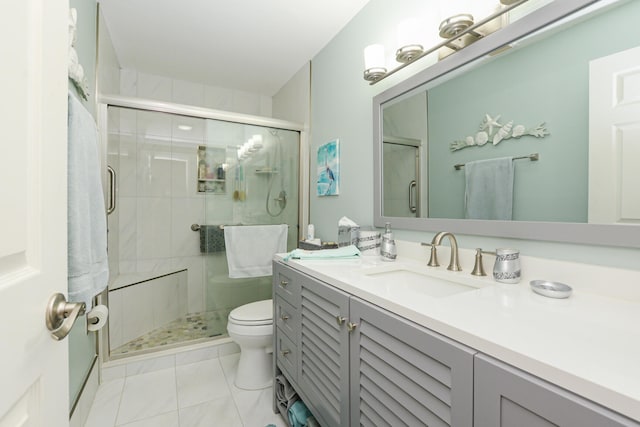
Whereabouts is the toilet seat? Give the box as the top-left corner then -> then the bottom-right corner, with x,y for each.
228,299 -> 273,326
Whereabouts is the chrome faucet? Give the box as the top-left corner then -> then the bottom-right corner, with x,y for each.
423,231 -> 462,271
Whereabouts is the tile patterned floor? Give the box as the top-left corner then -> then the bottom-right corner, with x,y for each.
111,311 -> 231,356
85,353 -> 287,427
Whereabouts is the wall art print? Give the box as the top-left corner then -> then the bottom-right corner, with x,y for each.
317,139 -> 340,196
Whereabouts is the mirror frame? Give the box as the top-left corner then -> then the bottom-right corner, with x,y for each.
373,0 -> 640,248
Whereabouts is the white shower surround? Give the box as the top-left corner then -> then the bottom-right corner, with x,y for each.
100,93 -> 303,355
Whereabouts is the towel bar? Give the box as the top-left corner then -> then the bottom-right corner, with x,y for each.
454,153 -> 539,170
191,223 -> 290,231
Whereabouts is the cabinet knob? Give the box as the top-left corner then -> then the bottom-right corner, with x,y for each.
280,349 -> 291,357
336,315 -> 346,326
280,314 -> 290,321
347,322 -> 358,332
280,280 -> 289,287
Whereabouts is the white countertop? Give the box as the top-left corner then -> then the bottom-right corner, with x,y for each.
275,244 -> 640,421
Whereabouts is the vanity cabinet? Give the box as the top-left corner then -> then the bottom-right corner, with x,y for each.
474,354 -> 639,427
273,261 -> 475,427
349,297 -> 475,427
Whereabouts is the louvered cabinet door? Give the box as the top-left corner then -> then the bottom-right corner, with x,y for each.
298,274 -> 350,427
349,298 -> 475,427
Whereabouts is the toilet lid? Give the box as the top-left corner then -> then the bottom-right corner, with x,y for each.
229,299 -> 273,325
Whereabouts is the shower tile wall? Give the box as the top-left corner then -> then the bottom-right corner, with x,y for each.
119,69 -> 273,117
112,67 -> 276,316
114,107 -> 209,314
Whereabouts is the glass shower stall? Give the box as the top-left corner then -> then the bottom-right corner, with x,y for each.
100,98 -> 300,359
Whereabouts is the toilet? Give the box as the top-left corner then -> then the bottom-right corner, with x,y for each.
227,299 -> 274,390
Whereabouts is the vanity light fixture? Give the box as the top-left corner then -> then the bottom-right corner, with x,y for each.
363,44 -> 387,82
362,0 -> 528,85
396,18 -> 424,63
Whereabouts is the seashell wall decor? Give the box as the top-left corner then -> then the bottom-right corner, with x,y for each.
450,114 -> 549,151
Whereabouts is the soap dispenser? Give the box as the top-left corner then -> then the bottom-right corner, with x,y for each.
380,222 -> 397,261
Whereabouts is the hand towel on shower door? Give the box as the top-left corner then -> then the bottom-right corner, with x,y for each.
464,157 -> 514,220
67,93 -> 109,309
224,224 -> 288,278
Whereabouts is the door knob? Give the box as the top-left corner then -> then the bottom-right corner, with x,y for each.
45,293 -> 86,341
336,315 -> 346,326
347,322 -> 358,332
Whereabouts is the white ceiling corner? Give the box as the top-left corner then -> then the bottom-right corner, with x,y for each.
98,0 -> 371,96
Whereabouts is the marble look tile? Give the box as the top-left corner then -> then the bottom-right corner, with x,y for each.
119,68 -> 137,97
204,85 -> 232,111
177,270 -> 189,316
118,135 -> 138,198
85,378 -> 125,427
117,411 -> 179,427
178,396 -> 243,427
175,346 -> 219,367
172,79 -> 204,108
152,275 -> 181,328
233,386 -> 286,427
121,281 -> 154,345
172,116 -> 205,143
116,368 -> 178,425
136,137 -> 173,198
136,197 -> 171,260
137,110 -> 172,139
125,354 -> 175,377
219,353 -> 239,386
171,256 -> 205,314
101,364 -> 126,382
136,72 -> 172,102
217,342 -> 240,358
232,90 -> 261,115
118,197 -> 137,262
170,198 -> 205,258
259,95 -> 273,117
170,144 -> 199,197
176,359 -> 230,409
107,290 -> 124,350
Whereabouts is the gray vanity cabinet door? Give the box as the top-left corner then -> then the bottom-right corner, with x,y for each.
474,354 -> 639,427
298,273 -> 350,427
349,298 -> 475,427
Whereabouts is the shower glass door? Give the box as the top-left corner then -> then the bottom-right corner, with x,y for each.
105,105 -> 299,358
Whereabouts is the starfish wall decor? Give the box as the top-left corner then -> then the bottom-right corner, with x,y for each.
450,114 -> 549,151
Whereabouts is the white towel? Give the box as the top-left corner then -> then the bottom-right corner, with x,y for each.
224,224 -> 288,278
67,93 -> 109,309
464,157 -> 514,220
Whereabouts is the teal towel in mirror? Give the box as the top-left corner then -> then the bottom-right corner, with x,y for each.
464,157 -> 514,220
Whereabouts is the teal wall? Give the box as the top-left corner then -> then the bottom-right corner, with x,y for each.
68,0 -> 98,411
428,1 -> 640,221
310,0 -> 640,270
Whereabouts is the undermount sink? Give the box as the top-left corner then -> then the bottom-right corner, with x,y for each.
362,264 -> 485,298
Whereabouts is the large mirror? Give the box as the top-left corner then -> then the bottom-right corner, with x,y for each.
374,0 -> 640,248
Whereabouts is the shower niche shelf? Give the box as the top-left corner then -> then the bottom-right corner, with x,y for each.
197,145 -> 227,194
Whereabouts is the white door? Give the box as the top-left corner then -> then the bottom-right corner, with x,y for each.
0,0 -> 70,426
589,45 -> 640,224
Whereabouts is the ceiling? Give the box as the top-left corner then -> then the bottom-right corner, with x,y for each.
98,0 -> 371,96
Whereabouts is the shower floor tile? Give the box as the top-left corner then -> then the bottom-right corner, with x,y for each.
111,310 -> 231,356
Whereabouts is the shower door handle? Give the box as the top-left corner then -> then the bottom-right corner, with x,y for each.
107,165 -> 116,215
409,180 -> 417,213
